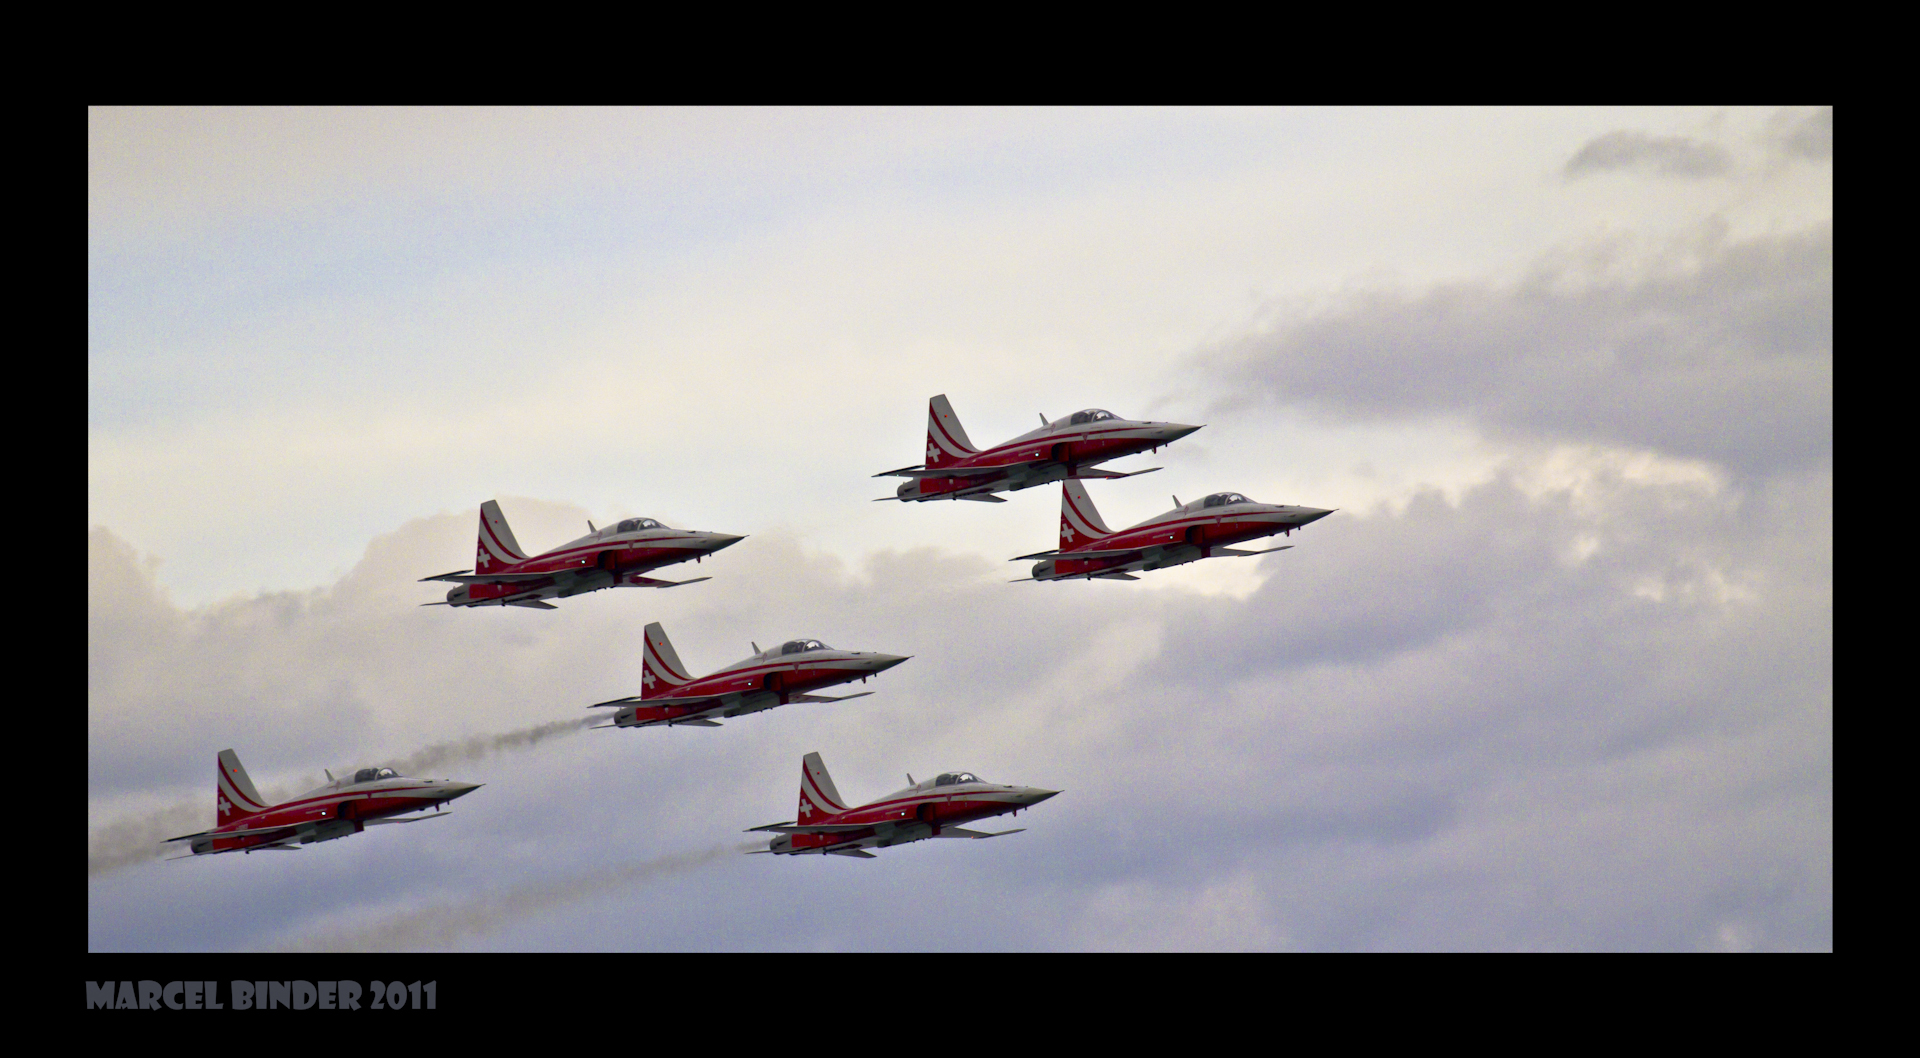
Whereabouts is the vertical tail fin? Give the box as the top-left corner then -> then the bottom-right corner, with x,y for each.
798,752 -> 848,821
1060,480 -> 1113,547
475,500 -> 529,574
925,394 -> 978,470
216,749 -> 271,822
641,622 -> 694,699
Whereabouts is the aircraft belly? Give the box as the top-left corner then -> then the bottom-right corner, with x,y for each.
873,822 -> 935,847
555,570 -> 615,597
1145,544 -> 1202,570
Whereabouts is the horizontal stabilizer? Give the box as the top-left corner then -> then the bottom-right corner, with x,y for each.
748,822 -> 879,835
165,821 -> 301,842
366,812 -> 451,826
872,464 -> 926,478
506,599 -> 558,610
878,465 -> 1008,479
1051,546 -> 1151,561
1073,466 -> 1161,480
1011,549 -> 1061,561
417,569 -> 473,582
425,571 -> 557,584
588,696 -> 641,708
788,691 -> 873,704
624,575 -> 711,589
938,827 -> 1025,839
1215,544 -> 1294,557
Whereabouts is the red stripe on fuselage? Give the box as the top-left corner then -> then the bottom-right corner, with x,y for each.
208,784 -> 448,834
1059,511 -> 1289,555
653,658 -> 871,700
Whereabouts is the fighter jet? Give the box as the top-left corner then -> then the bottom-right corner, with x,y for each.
749,752 -> 1058,858
1014,479 -> 1334,582
421,499 -> 744,609
874,394 -> 1201,502
587,622 -> 909,729
163,749 -> 482,856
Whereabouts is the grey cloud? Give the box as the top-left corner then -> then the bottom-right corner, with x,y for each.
1202,224 -> 1831,476
1768,106 -> 1832,161
1565,130 -> 1733,179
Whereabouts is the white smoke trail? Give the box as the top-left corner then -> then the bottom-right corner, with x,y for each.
268,842 -> 760,951
88,717 -> 598,876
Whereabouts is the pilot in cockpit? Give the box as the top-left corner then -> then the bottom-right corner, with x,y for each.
352,766 -> 400,784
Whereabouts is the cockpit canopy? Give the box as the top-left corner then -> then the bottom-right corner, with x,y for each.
1202,492 -> 1251,508
352,767 -> 400,784
1066,409 -> 1118,426
779,639 -> 829,655
934,772 -> 980,786
615,518 -> 663,534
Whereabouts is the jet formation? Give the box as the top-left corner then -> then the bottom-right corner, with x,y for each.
165,750 -> 481,856
421,499 -> 744,609
749,752 -> 1058,858
587,622 -> 909,729
169,394 -> 1330,866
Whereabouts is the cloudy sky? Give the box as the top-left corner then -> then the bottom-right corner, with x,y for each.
88,107 -> 1831,951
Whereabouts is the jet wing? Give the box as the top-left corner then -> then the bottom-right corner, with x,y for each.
366,812 -> 451,826
1072,466 -> 1161,480
621,575 -> 711,588
1214,544 -> 1294,557
786,691 -> 873,704
506,599 -> 558,609
937,826 -> 1026,839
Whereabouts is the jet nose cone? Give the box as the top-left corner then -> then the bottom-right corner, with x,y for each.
1021,788 -> 1060,805
442,782 -> 483,801
1299,508 -> 1336,525
1162,423 -> 1203,441
704,533 -> 746,552
866,653 -> 911,672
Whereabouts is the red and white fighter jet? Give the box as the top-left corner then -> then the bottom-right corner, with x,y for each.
875,395 -> 1201,503
588,623 -> 910,729
164,749 -> 482,856
749,752 -> 1059,858
1015,480 -> 1334,582
421,500 -> 744,609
